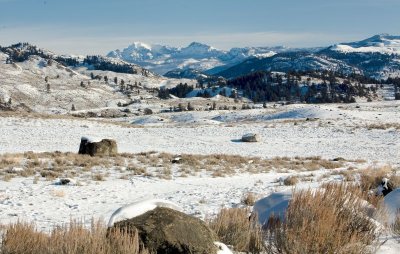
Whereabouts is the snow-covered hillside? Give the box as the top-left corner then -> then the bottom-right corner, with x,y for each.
0,53 -> 122,113
217,35 -> 400,79
331,34 -> 400,55
0,50 -> 196,114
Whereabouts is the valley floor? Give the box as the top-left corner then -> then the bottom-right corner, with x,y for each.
1,102 -> 399,164
0,101 -> 399,253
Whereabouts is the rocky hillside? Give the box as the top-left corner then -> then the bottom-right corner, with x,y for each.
0,44 -> 196,114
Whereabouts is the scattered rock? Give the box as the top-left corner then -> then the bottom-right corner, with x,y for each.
378,178 -> 394,196
241,133 -> 259,142
172,156 -> 182,163
78,137 -> 118,156
143,108 -> 153,115
332,157 -> 345,161
60,178 -> 71,185
111,207 -> 218,254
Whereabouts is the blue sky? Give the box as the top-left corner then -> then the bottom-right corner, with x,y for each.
0,0 -> 399,54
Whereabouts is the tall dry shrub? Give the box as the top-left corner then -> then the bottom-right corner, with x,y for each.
266,183 -> 379,254
359,165 -> 394,192
0,220 -> 147,254
393,209 -> 400,237
208,207 -> 265,253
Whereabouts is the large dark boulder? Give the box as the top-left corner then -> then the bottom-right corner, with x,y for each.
78,137 -> 118,156
110,207 -> 218,254
241,133 -> 259,142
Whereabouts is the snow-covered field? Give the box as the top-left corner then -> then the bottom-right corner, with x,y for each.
1,102 -> 399,164
1,101 -> 399,252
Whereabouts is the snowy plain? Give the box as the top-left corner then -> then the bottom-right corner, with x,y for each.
0,101 -> 399,253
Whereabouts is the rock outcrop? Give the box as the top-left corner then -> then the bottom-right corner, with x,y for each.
110,207 -> 218,254
78,137 -> 118,156
241,133 -> 259,142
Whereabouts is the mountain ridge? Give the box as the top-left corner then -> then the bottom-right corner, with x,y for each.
106,41 -> 295,75
107,34 -> 400,79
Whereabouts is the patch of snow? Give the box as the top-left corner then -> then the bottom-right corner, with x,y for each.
383,188 -> 400,224
253,191 -> 292,224
107,199 -> 183,227
332,44 -> 400,55
214,241 -> 233,254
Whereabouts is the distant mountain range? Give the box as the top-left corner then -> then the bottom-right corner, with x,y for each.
2,34 -> 399,82
108,34 -> 400,80
107,42 -> 300,75
0,39 -> 398,112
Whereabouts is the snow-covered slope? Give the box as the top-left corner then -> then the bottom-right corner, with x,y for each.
217,35 -> 400,79
0,54 -> 123,113
0,49 -> 196,113
331,34 -> 400,55
217,51 -> 360,79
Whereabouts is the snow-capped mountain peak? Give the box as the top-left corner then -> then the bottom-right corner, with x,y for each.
186,42 -> 218,51
107,42 -> 284,75
179,42 -> 224,58
107,41 -> 177,63
330,34 -> 400,55
129,41 -> 152,51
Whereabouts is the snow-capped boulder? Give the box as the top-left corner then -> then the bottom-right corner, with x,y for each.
241,133 -> 259,142
107,199 -> 183,227
110,207 -> 219,254
78,137 -> 118,156
253,191 -> 292,224
383,188 -> 400,224
55,178 -> 76,186
214,241 -> 233,254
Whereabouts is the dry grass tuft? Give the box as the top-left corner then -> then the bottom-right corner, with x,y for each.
366,122 -> 400,130
340,169 -> 356,181
127,164 -> 147,175
359,165 -> 397,192
0,220 -> 147,254
92,173 -> 106,181
242,192 -> 257,206
1,174 -> 14,182
265,183 -> 379,254
0,151 -> 354,182
51,189 -> 66,198
393,209 -> 400,237
208,208 -> 265,253
283,176 -> 299,186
